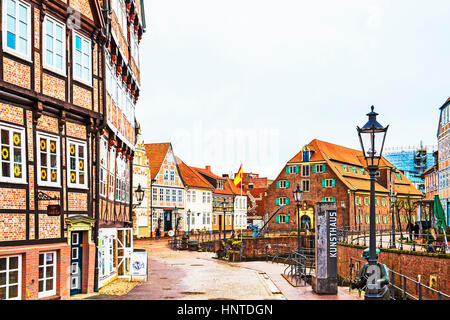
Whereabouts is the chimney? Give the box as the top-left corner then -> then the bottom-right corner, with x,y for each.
205,165 -> 211,172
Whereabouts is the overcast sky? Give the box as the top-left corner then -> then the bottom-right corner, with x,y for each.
136,0 -> 450,179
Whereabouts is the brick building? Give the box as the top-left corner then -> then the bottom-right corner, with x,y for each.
264,139 -> 423,232
0,0 -> 146,299
0,0 -> 107,299
437,97 -> 450,226
96,0 -> 145,289
422,153 -> 439,201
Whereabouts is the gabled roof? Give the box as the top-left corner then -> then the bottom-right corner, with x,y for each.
191,166 -> 225,181
226,178 -> 243,195
288,139 -> 423,196
144,142 -> 171,180
176,158 -> 214,190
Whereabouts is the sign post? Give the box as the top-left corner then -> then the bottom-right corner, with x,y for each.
130,249 -> 148,282
312,202 -> 338,295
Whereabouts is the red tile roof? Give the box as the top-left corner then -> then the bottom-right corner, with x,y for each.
289,139 -> 423,196
144,142 -> 171,180
176,157 -> 214,189
191,166 -> 225,181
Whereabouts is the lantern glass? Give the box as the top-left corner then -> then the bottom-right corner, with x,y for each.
135,184 -> 145,203
292,184 -> 303,204
357,106 -> 388,167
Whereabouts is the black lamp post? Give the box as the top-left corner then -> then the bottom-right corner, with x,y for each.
357,106 -> 389,300
390,192 -> 397,248
222,200 -> 227,244
132,184 -> 145,209
293,184 -> 303,260
341,200 -> 346,241
187,209 -> 191,236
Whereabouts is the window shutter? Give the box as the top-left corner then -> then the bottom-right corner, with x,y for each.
276,198 -> 279,205
296,166 -> 300,173
323,165 -> 326,172
286,167 -> 290,174
312,165 -> 316,173
332,197 -> 336,202
286,198 -> 289,205
276,215 -> 279,223
332,179 -> 336,187
322,197 -> 325,202
286,180 -> 290,188
286,215 -> 289,223
322,180 -> 326,188
277,181 -> 280,188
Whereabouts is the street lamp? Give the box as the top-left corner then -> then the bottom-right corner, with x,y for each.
341,200 -> 346,241
132,184 -> 145,209
293,184 -> 303,259
187,209 -> 191,235
390,192 -> 397,249
357,106 -> 389,300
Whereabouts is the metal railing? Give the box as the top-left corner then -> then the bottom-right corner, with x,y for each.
283,250 -> 315,287
348,257 -> 450,300
338,227 -> 448,254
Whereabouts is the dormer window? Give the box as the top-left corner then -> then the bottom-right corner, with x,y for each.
217,180 -> 224,190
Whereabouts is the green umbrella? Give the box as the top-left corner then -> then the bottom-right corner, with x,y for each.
433,195 -> 448,232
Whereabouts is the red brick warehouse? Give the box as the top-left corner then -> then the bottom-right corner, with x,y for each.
264,139 -> 423,232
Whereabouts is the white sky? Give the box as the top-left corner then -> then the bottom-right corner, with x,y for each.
136,0 -> 450,179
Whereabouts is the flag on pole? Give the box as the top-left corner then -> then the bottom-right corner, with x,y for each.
234,164 -> 243,188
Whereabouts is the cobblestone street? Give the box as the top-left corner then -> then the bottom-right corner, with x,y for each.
106,239 -> 360,300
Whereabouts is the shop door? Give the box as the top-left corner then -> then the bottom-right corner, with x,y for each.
117,228 -> 133,277
164,210 -> 173,231
70,231 -> 83,295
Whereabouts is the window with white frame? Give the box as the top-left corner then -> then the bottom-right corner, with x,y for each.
37,133 -> 60,187
109,147 -> 115,200
302,164 -> 310,177
0,123 -> 26,183
187,190 -> 191,202
159,188 -> 163,201
165,189 -> 170,202
302,180 -> 310,192
0,255 -> 21,300
178,190 -> 182,203
152,188 -> 157,201
2,0 -> 31,60
43,15 -> 65,74
38,252 -> 56,298
192,190 -> 196,203
163,169 -> 169,181
203,192 -> 206,203
172,189 -> 176,203
170,170 -> 175,182
207,192 -> 211,203
99,138 -> 107,197
73,31 -> 91,85
67,139 -> 87,188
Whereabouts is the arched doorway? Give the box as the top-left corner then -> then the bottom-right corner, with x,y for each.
301,215 -> 312,230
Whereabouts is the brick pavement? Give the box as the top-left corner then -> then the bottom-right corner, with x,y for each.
110,239 -> 361,300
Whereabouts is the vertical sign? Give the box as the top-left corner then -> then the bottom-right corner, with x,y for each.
313,202 -> 338,295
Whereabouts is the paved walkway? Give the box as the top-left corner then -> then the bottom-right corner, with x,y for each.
110,239 -> 360,300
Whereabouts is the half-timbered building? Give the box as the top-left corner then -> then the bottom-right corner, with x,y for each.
0,0 -> 106,299
96,0 -> 145,288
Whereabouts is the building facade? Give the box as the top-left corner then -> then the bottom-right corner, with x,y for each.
264,139 -> 423,232
0,0 -> 106,299
176,158 -> 214,233
96,0 -> 145,289
144,143 -> 185,236
437,97 -> 450,225
131,126 -> 151,238
193,166 -> 234,233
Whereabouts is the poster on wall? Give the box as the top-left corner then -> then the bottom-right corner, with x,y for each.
130,250 -> 148,278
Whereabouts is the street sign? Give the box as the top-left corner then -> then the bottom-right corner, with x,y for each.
130,250 -> 148,278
